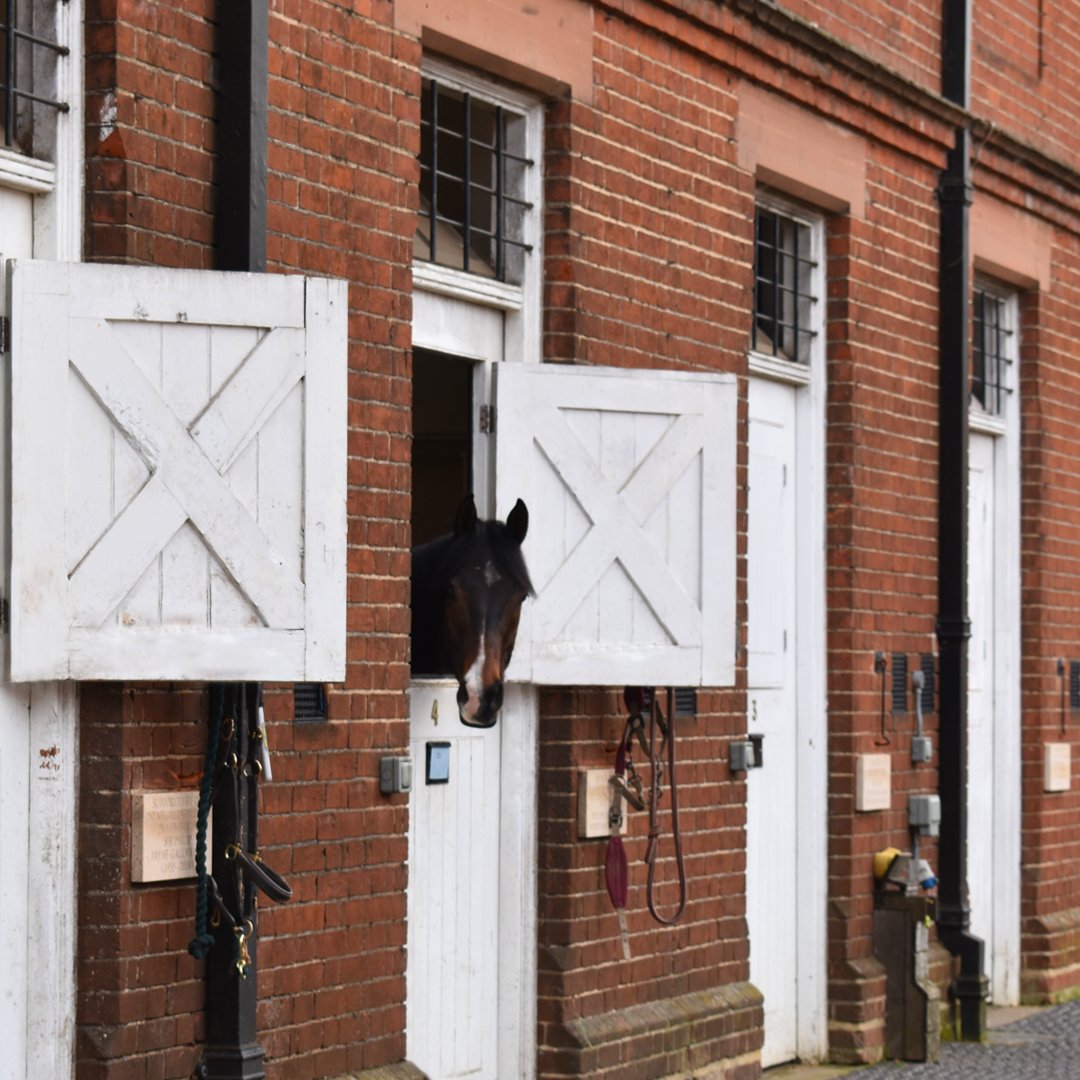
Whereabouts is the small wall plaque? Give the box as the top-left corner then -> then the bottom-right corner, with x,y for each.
131,790 -> 206,883
856,753 -> 892,812
1044,743 -> 1071,793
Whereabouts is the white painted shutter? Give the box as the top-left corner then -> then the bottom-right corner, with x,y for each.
495,364 -> 737,686
8,259 -> 348,681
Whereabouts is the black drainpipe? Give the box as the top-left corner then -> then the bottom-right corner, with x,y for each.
216,2 -> 268,273
200,4 -> 269,1079
935,0 -> 989,1041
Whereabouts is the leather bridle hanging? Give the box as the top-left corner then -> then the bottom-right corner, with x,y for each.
606,686 -> 687,953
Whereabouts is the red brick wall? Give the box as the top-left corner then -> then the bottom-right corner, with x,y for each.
822,141 -> 946,1060
536,688 -> 759,1078
78,1 -> 416,1077
75,0 -> 1080,1077
84,1 -> 216,267
1018,256 -> 1080,1002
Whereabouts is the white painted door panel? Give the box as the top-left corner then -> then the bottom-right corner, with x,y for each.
967,423 -> 1021,1005
8,260 -> 348,681
1,204 -> 78,1080
746,376 -> 799,1067
495,363 -> 737,686
407,681 -> 501,1080
0,684 -> 31,1077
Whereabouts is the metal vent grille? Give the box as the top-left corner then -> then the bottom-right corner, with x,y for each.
891,653 -> 908,714
294,682 -> 328,723
919,653 -> 935,714
673,687 -> 696,717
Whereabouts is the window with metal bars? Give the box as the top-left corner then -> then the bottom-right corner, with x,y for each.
0,1 -> 68,157
752,205 -> 818,364
972,286 -> 1014,417
415,76 -> 532,284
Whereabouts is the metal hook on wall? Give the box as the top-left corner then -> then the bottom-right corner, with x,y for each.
875,651 -> 891,746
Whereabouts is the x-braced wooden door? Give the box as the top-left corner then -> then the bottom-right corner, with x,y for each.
7,259 -> 347,683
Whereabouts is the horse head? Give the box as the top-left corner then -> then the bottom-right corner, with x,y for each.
411,495 -> 533,727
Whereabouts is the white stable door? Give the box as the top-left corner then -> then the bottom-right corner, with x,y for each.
407,682 -> 501,1078
967,429 -> 1020,1004
407,289 -> 537,1080
746,376 -> 799,1067
0,193 -> 78,1080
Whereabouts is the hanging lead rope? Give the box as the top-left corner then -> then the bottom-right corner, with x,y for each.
644,688 -> 686,926
606,731 -> 633,960
605,687 -> 687,955
189,684 -> 226,960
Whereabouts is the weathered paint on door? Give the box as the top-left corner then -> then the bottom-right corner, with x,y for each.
0,199 -> 79,1080
495,363 -> 737,687
8,260 -> 347,683
746,375 -> 799,1067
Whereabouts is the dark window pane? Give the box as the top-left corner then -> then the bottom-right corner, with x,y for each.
752,204 -> 818,364
416,78 -> 532,284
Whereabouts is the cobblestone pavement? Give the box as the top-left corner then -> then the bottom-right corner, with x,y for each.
850,998 -> 1080,1079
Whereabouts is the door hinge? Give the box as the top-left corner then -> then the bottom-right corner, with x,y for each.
0,315 -> 10,354
0,596 -> 9,634
479,404 -> 496,434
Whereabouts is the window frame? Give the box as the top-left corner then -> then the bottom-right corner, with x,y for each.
749,194 -> 825,381
0,0 -> 81,263
413,57 -> 542,322
970,279 -> 1018,433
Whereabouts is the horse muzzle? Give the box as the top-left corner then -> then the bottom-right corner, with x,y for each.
457,679 -> 504,728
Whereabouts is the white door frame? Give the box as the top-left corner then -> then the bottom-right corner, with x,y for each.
967,285 -> 1021,1005
746,193 -> 828,1063
0,1 -> 82,1069
409,288 -> 539,1078
746,352 -> 828,1061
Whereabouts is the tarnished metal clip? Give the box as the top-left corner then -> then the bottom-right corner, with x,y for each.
609,773 -> 645,812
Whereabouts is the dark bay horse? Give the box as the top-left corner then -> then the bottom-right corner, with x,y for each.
410,495 -> 533,727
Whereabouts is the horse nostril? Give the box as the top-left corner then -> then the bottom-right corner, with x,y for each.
457,683 -> 469,708
485,680 -> 504,712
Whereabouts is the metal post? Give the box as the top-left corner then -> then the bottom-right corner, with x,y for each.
216,1 -> 268,272
200,684 -> 265,1080
201,5 -> 269,1073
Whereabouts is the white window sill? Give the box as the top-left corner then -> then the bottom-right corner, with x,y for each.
0,147 -> 55,194
412,260 -> 524,312
748,349 -> 812,386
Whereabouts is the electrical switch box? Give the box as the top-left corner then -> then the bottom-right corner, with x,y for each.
380,756 -> 413,795
908,794 -> 941,837
911,736 -> 933,764
729,740 -> 756,773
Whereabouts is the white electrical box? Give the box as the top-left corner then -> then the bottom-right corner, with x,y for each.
908,793 -> 942,837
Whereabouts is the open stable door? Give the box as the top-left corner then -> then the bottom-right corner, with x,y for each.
494,363 -> 737,688
6,259 -> 348,682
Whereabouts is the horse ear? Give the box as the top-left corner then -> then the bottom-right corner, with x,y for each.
454,494 -> 478,536
506,499 -> 528,544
